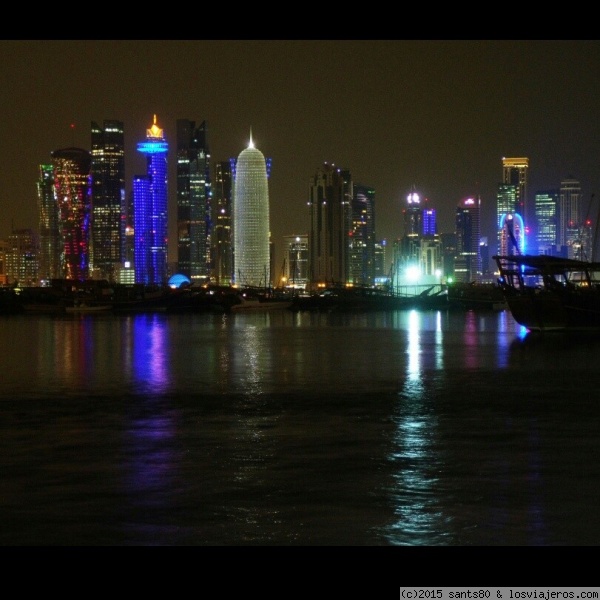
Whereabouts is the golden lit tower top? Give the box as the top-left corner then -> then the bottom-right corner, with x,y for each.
147,114 -> 164,139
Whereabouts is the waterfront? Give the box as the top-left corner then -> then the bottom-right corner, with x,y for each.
1,308 -> 600,546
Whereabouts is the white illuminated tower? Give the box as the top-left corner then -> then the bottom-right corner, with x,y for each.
233,131 -> 270,288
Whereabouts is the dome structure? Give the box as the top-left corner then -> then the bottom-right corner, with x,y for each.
168,273 -> 191,289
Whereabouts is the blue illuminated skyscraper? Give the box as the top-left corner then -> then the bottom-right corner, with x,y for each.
133,115 -> 169,285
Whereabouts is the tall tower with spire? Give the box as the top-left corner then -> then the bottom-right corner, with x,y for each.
133,115 -> 169,285
232,130 -> 271,288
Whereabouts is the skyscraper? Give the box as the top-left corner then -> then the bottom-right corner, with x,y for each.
282,234 -> 309,289
502,157 -> 529,223
455,196 -> 481,283
51,147 -> 92,281
212,159 -> 234,285
232,132 -> 270,288
133,115 -> 169,285
308,162 -> 352,286
558,177 -> 582,259
176,119 -> 211,281
90,120 -> 125,281
349,184 -> 375,285
496,183 -> 519,255
5,228 -> 38,286
37,163 -> 61,282
534,189 -> 559,256
402,188 -> 423,236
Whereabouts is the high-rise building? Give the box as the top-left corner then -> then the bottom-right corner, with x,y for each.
534,189 -> 560,256
5,228 -> 38,286
90,120 -> 125,282
36,163 -> 61,282
0,239 -> 8,286
402,188 -> 423,236
498,212 -> 525,257
502,156 -> 529,223
308,162 -> 352,287
455,196 -> 481,283
348,184 -> 375,285
212,160 -> 234,285
176,119 -> 211,281
232,132 -> 270,288
422,207 -> 437,235
373,239 -> 387,284
496,183 -> 519,255
133,115 -> 169,285
440,232 -> 457,280
282,234 -> 308,289
51,147 -> 92,281
558,177 -> 583,259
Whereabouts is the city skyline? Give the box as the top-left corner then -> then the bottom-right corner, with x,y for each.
2,40 -> 600,265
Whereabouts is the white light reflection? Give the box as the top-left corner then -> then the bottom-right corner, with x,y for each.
385,309 -> 450,545
225,318 -> 281,542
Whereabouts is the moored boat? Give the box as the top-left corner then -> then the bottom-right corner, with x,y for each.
447,281 -> 507,311
494,254 -> 600,331
288,284 -> 447,312
65,302 -> 113,313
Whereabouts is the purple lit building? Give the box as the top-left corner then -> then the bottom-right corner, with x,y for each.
133,115 -> 169,285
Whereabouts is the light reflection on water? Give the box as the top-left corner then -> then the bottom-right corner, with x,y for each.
2,309 -> 600,545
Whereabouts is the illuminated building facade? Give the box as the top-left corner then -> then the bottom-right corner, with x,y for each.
502,156 -> 529,225
0,239 -> 8,285
392,188 -> 443,290
176,119 -> 211,281
282,234 -> 308,288
51,147 -> 92,281
212,160 -> 234,285
498,213 -> 525,257
348,184 -> 375,285
559,177 -> 583,259
423,207 -> 437,235
90,120 -> 125,281
534,190 -> 560,256
233,133 -> 271,288
308,162 -> 352,286
133,115 -> 169,285
455,197 -> 481,283
403,188 -> 423,236
37,163 -> 61,282
5,228 -> 38,286
496,183 -> 519,255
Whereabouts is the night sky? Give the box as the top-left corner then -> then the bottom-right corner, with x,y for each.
2,40 -> 600,266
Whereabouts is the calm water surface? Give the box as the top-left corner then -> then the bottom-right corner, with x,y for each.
1,308 -> 599,546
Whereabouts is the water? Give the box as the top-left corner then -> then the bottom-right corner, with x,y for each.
1,308 -> 599,546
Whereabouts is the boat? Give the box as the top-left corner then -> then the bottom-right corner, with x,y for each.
493,253 -> 600,331
65,301 -> 113,313
229,288 -> 293,311
447,281 -> 508,311
19,286 -> 68,314
289,284 -> 447,312
111,284 -> 170,313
